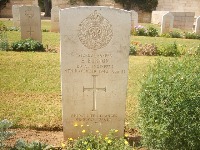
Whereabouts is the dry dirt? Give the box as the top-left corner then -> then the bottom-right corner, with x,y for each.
6,128 -> 63,148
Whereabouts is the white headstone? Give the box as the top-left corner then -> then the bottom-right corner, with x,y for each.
12,5 -> 23,27
161,12 -> 174,34
131,10 -> 138,30
19,6 -> 42,42
60,6 -> 131,139
51,6 -> 61,32
195,16 -> 200,34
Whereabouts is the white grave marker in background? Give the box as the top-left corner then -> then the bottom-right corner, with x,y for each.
51,6 -> 60,32
12,5 -> 23,27
195,16 -> 200,34
161,12 -> 174,34
19,6 -> 42,42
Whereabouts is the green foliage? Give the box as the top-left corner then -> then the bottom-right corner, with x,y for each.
184,32 -> 200,39
65,129 -> 131,150
11,139 -> 53,150
83,0 -> 98,5
114,0 -> 158,11
158,42 -> 181,56
133,25 -> 147,36
146,26 -> 159,37
138,43 -> 157,56
11,39 -> 45,52
169,30 -> 182,38
6,27 -> 19,31
133,25 -> 158,37
0,119 -> 15,149
130,44 -> 137,55
139,56 -> 200,149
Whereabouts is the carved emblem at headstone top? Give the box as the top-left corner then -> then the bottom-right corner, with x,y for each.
78,10 -> 113,50
25,7 -> 34,18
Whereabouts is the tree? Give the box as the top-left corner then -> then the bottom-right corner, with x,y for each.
43,0 -> 52,17
115,0 -> 158,11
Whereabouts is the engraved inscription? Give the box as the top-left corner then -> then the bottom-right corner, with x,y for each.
71,114 -> 117,123
27,26 -> 34,37
83,75 -> 106,111
78,10 -> 113,50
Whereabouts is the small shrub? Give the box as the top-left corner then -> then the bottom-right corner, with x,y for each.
42,29 -> 49,32
139,56 -> 200,149
133,25 -> 147,36
138,43 -> 158,56
146,26 -> 159,37
158,42 -> 181,56
130,44 -> 137,55
169,30 -> 182,38
65,129 -> 132,150
184,32 -> 200,39
6,27 -> 19,31
11,139 -> 53,150
11,39 -> 45,52
0,119 -> 15,149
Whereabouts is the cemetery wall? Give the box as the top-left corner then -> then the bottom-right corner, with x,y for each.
156,0 -> 200,16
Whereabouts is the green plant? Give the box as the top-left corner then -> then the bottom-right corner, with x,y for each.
184,32 -> 200,39
146,26 -> 158,37
6,27 -> 19,31
139,56 -> 200,149
138,43 -> 157,56
42,29 -> 49,32
11,139 -> 53,150
130,44 -> 137,55
133,25 -> 147,36
11,39 -> 45,52
65,129 -> 132,150
169,30 -> 182,38
158,42 -> 181,56
0,119 -> 15,149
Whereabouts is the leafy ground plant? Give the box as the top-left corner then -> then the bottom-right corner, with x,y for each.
0,119 -> 15,149
11,38 -> 45,52
64,129 -> 132,150
158,42 -> 181,56
11,139 -> 53,150
139,56 -> 200,149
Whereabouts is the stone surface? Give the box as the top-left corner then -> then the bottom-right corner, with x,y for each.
195,16 -> 200,34
60,6 -> 131,139
12,5 -> 23,27
131,10 -> 138,30
151,11 -> 169,24
161,12 -> 174,34
19,5 -> 42,42
51,6 -> 61,32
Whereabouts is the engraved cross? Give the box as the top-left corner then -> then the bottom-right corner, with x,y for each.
83,75 -> 106,111
27,26 -> 34,37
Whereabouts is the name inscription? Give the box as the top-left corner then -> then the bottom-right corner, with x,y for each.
65,53 -> 126,74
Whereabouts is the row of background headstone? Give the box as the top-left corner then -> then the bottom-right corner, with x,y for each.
12,5 -> 200,43
12,5 -> 42,42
